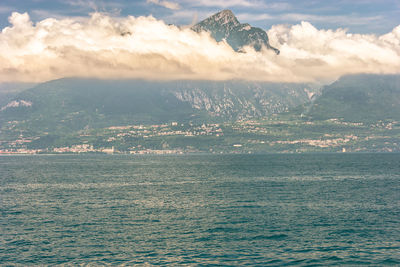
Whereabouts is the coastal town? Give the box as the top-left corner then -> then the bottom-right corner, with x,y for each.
1,118 -> 399,154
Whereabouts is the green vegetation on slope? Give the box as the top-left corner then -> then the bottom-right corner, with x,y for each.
1,74 -> 400,153
302,74 -> 400,122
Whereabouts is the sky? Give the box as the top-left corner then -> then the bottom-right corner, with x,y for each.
0,0 -> 399,34
0,0 -> 399,84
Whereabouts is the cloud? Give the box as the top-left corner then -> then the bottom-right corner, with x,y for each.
0,6 -> 12,14
237,12 -> 382,26
65,0 -> 98,10
185,0 -> 258,8
236,13 -> 274,21
164,10 -> 213,26
267,22 -> 400,80
0,12 -> 399,84
280,13 -> 383,26
182,0 -> 291,11
147,0 -> 181,10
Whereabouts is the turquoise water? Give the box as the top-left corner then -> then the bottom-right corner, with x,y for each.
1,154 -> 400,265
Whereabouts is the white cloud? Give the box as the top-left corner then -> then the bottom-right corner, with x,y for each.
267,22 -> 400,81
380,25 -> 400,46
147,0 -> 181,10
186,0 -> 257,8
0,12 -> 399,84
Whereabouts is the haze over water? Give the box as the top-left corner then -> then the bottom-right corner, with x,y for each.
1,153 -> 399,265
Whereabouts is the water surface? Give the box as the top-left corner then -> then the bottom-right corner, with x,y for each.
1,153 -> 399,265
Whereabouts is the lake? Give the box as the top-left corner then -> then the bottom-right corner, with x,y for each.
1,153 -> 399,265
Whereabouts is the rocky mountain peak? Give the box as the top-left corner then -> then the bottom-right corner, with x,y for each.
210,9 -> 240,26
192,10 -> 279,54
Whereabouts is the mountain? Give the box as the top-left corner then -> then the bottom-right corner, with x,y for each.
192,10 -> 279,54
172,80 -> 313,119
0,79 -> 202,133
0,82 -> 37,106
299,74 -> 400,122
2,76 -> 400,153
0,78 -> 315,134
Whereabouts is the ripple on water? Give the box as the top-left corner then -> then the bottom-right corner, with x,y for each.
1,153 -> 400,265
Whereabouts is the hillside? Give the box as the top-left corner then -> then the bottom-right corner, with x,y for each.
0,78 -> 315,133
299,74 -> 400,122
1,74 -> 400,153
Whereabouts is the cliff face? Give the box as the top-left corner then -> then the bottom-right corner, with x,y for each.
171,81 -> 312,119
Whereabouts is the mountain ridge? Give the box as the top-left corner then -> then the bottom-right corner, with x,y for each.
298,74 -> 400,122
1,75 -> 400,153
0,78 -> 314,130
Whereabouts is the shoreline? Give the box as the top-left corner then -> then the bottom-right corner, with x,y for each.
1,151 -> 399,156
